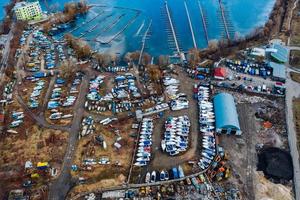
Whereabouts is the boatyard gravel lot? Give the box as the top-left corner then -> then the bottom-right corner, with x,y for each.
130,67 -> 201,183
216,88 -> 292,200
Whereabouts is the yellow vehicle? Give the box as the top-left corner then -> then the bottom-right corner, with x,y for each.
31,173 -> 39,178
27,63 -> 35,67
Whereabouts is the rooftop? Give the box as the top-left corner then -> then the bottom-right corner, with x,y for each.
213,93 -> 241,131
14,1 -> 39,9
270,44 -> 289,63
269,62 -> 286,80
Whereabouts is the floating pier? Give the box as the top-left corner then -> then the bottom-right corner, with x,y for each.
184,0 -> 197,49
198,0 -> 209,45
165,1 -> 181,55
218,0 -> 230,40
135,20 -> 145,37
69,11 -> 105,34
95,12 -> 141,44
102,14 -> 126,33
79,14 -> 113,38
138,20 -> 152,65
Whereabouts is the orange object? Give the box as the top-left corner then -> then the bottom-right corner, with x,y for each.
263,121 -> 272,128
219,167 -> 225,172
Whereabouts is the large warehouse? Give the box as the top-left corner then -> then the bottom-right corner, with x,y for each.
213,93 -> 241,135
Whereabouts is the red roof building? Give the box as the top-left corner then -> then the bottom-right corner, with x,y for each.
214,67 -> 228,80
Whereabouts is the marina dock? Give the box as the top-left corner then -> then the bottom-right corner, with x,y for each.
95,11 -> 141,44
165,1 -> 181,55
102,14 -> 126,33
218,0 -> 230,40
79,14 -> 113,38
138,20 -> 152,65
184,0 -> 197,49
198,0 -> 209,45
69,11 -> 105,34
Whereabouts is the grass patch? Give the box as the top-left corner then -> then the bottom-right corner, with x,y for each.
290,50 -> 300,69
290,72 -> 300,83
293,98 -> 300,151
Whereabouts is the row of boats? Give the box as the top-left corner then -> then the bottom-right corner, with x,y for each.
10,111 -> 24,128
28,80 -> 45,109
196,84 -> 217,170
163,76 -> 180,99
161,116 -> 190,156
87,75 -> 105,101
48,73 -> 83,120
145,170 -> 169,183
112,74 -> 141,99
163,76 -> 189,111
134,118 -> 153,167
144,166 -> 185,183
80,116 -> 95,138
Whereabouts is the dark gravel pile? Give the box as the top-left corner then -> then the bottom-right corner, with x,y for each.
257,147 -> 293,181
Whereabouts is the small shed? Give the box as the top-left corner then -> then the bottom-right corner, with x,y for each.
214,67 -> 228,80
213,93 -> 241,135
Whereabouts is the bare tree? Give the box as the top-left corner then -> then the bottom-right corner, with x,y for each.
95,53 -> 104,66
148,65 -> 162,82
158,55 -> 169,67
142,53 -> 151,65
207,40 -> 219,52
188,48 -> 201,67
60,58 -> 79,79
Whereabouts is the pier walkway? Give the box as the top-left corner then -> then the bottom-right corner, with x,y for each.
79,14 -> 114,38
198,0 -> 209,45
165,1 -> 181,55
184,0 -> 197,49
138,20 -> 152,65
218,0 -> 230,40
95,12 -> 140,44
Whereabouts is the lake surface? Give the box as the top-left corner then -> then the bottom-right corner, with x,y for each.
1,0 -> 276,56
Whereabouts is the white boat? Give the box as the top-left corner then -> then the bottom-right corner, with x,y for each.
145,172 -> 151,183
161,140 -> 166,151
136,157 -> 150,162
150,171 -> 156,183
140,135 -> 152,139
137,152 -> 151,157
134,161 -> 147,166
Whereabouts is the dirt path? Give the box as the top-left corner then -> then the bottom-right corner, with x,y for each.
41,75 -> 57,112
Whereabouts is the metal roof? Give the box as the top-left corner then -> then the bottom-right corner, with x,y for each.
270,44 -> 289,63
213,93 -> 240,130
269,62 -> 286,80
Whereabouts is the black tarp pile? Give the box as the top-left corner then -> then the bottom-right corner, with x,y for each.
257,147 -> 293,181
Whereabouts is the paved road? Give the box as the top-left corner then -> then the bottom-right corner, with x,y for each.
41,75 -> 57,112
48,71 -> 91,200
285,67 -> 300,200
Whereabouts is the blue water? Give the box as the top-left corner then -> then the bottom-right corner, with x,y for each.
0,0 -> 276,56
0,1 -> 8,20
